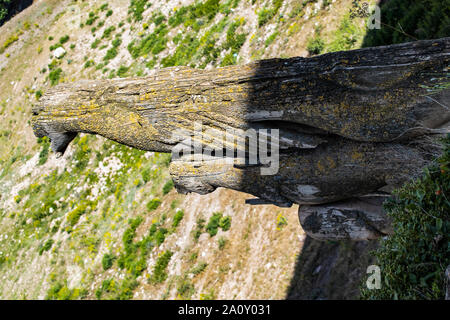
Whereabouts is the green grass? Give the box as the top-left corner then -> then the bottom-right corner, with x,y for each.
327,15 -> 362,52
306,36 -> 324,55
129,0 -> 151,22
147,198 -> 161,211
162,180 -> 174,195
117,65 -> 129,78
127,24 -> 168,59
172,210 -> 184,228
48,67 -> 62,86
46,281 -> 86,300
37,137 -> 50,165
149,250 -> 173,283
38,239 -> 54,255
257,0 -> 284,26
102,253 -> 115,270
191,262 -> 208,275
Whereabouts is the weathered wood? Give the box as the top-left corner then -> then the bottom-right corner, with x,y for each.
31,38 -> 450,240
298,196 -> 393,241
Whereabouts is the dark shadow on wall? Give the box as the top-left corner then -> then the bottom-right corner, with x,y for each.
0,0 -> 33,27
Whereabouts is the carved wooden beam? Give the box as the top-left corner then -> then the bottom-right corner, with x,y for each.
31,38 -> 450,240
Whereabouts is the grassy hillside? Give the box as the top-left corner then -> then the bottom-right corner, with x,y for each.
0,0 -> 375,299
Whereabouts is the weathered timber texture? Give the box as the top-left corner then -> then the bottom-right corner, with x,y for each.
32,38 -> 450,240
298,196 -> 393,240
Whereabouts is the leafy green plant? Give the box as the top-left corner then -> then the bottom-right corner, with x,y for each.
361,135 -> 449,299
265,31 -> 278,47
219,215 -> 231,231
37,136 -> 50,165
172,210 -> 184,228
35,90 -> 43,100
48,67 -> 62,86
100,3 -> 108,11
59,35 -> 69,45
327,15 -> 362,52
147,198 -> 161,211
257,0 -> 283,26
193,217 -> 206,241
91,38 -> 100,49
127,24 -> 168,58
162,179 -> 174,195
129,0 -> 151,21
306,36 -> 324,55
149,250 -> 173,283
177,275 -> 195,299
46,281 -> 85,300
218,237 -> 227,250
38,239 -> 54,255
191,262 -> 208,275
66,201 -> 90,226
102,26 -> 115,39
102,253 -> 115,271
206,212 -> 222,237
117,65 -> 129,78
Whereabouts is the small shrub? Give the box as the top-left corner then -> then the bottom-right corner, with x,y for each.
129,0 -> 151,21
48,68 -> 62,86
84,60 -> 94,68
306,36 -> 325,55
91,38 -> 100,49
103,47 -> 118,62
257,8 -> 275,26
172,210 -> 184,228
35,90 -> 43,100
177,275 -> 195,299
206,212 -> 222,237
149,250 -> 173,283
117,65 -> 129,78
154,228 -> 168,246
191,262 -> 208,275
59,35 -> 69,45
37,136 -> 50,165
66,202 -> 89,226
102,253 -> 115,271
147,198 -> 161,211
276,212 -> 288,229
46,282 -> 84,300
361,135 -> 450,300
141,167 -> 151,183
38,239 -> 54,255
193,217 -> 206,241
102,26 -> 116,39
265,31 -> 278,47
162,180 -> 174,195
218,237 -> 227,250
3,34 -> 18,49
219,215 -> 231,231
